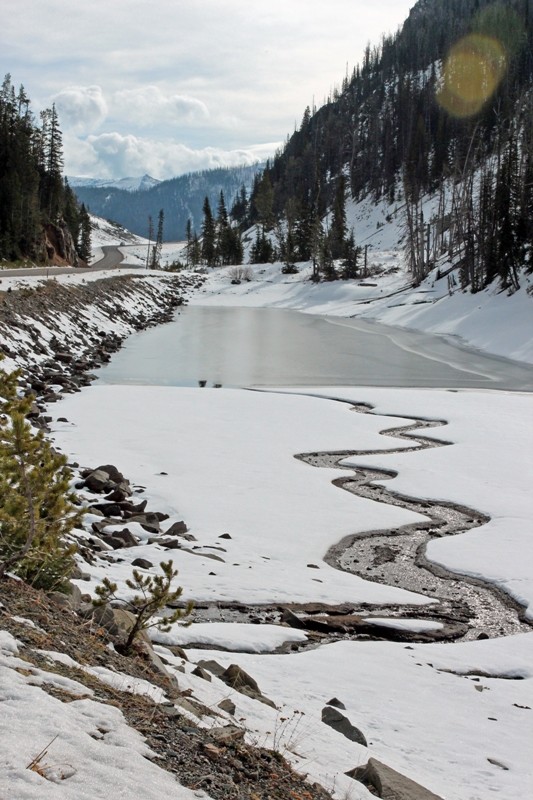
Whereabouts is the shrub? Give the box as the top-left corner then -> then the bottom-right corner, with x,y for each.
0,364 -> 82,591
93,559 -> 193,654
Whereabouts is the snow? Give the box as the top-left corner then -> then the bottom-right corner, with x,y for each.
361,617 -> 444,632
45,380 -> 533,800
151,621 -> 308,653
3,209 -> 533,799
0,633 -> 211,799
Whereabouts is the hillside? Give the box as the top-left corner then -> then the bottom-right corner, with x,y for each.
248,0 -> 533,294
74,164 -> 263,241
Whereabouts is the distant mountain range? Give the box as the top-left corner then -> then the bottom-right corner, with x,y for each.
72,164 -> 264,241
67,174 -> 160,193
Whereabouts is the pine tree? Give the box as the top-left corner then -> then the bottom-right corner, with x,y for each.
201,196 -> 216,265
0,364 -> 82,590
77,204 -> 92,264
93,560 -> 193,655
150,208 -> 164,269
329,174 -> 347,259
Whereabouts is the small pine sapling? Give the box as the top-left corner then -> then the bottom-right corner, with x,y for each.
93,560 -> 193,654
0,363 -> 83,590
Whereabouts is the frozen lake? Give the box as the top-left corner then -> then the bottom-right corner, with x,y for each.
97,306 -> 533,390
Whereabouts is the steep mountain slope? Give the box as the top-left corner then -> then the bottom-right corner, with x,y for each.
250,0 -> 533,292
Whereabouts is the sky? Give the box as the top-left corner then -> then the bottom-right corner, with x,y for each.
2,0 -> 414,181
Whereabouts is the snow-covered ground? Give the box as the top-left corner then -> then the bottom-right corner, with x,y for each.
45,383 -> 533,800
2,213 -> 533,799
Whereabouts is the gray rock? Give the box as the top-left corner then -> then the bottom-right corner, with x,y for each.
165,520 -> 189,536
280,608 -> 306,629
192,666 -> 212,681
131,558 -> 154,569
327,697 -> 346,710
85,468 -> 112,492
197,659 -> 226,678
127,513 -> 161,533
346,758 -> 444,799
218,698 -> 236,715
221,664 -> 260,693
94,464 -> 126,484
321,706 -> 367,746
210,725 -> 245,744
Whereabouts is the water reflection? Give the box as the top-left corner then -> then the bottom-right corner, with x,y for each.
96,306 -> 533,391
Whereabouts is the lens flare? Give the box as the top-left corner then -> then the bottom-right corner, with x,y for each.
437,34 -> 507,118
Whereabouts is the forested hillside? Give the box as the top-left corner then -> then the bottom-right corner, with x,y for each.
73,164 -> 263,241
248,0 -> 533,292
0,75 -> 91,265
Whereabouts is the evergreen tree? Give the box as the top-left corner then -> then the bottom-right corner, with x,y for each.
0,364 -> 82,590
93,560 -> 193,655
201,196 -> 216,265
78,204 -> 92,264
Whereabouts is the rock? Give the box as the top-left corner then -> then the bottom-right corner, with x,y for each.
327,697 -> 346,710
111,608 -> 150,644
220,664 -> 260,693
192,666 -> 212,681
198,659 -> 225,678
210,725 -> 245,744
47,584 -> 82,610
218,698 -> 236,715
127,513 -> 161,533
138,641 -> 181,692
197,659 -> 226,678
94,464 -> 126,484
280,608 -> 306,629
110,528 -> 139,548
160,538 -> 182,549
84,468 -> 112,492
105,487 -> 134,503
131,558 -> 154,569
218,533 -> 232,539
346,758 -> 444,799
321,706 -> 367,746
165,520 -> 189,536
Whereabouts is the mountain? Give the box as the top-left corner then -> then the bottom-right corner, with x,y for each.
67,174 -> 160,192
249,0 -> 533,293
73,163 -> 263,241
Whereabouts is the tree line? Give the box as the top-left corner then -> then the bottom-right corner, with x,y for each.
0,74 -> 91,264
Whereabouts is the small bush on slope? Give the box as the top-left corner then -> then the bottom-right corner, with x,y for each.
0,362 -> 82,590
93,560 -> 193,654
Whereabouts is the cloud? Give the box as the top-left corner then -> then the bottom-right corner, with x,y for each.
65,131 -> 278,180
52,85 -> 107,132
113,86 -> 209,129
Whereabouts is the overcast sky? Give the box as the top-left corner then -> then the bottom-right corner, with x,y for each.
2,0 -> 414,180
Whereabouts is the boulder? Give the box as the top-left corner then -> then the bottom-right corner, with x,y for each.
346,758 -> 444,799
94,464 -> 126,484
218,698 -> 236,715
84,469 -> 111,492
220,664 -> 260,693
165,520 -> 189,536
131,558 -> 154,569
321,706 -> 367,746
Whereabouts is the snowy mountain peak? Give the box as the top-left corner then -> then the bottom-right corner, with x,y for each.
67,174 -> 160,192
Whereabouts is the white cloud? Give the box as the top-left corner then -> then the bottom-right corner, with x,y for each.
5,0 -> 415,177
66,132 -> 278,180
113,86 -> 209,129
53,85 -> 107,132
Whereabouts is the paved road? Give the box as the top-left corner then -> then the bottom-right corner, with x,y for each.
0,245 -> 130,278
